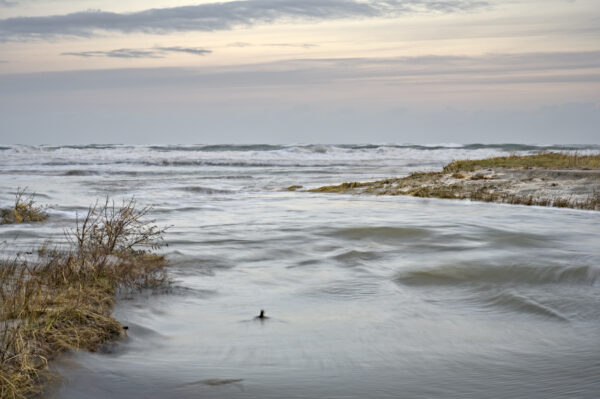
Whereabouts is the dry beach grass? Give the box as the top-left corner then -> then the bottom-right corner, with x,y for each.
0,189 -> 48,225
0,198 -> 169,399
442,152 -> 600,172
309,153 -> 600,211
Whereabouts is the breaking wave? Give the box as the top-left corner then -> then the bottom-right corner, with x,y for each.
2,143 -> 599,172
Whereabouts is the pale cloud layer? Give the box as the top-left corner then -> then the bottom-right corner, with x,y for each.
0,0 -> 487,40
3,51 -> 598,93
62,46 -> 211,58
1,100 -> 598,145
0,0 -> 598,144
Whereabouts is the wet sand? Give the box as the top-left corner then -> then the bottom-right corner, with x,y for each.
309,168 -> 600,211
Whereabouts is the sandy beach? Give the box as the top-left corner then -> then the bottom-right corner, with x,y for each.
310,154 -> 600,211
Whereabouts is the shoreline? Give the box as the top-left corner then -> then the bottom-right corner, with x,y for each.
308,153 -> 600,211
0,199 -> 169,399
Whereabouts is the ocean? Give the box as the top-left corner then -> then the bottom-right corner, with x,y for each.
1,143 -> 599,398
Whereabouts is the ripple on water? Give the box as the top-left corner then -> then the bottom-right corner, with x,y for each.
473,227 -> 552,249
480,290 -> 570,322
177,186 -> 235,195
167,253 -> 235,277
332,249 -> 381,266
322,226 -> 432,242
395,262 -> 599,286
304,278 -> 381,300
396,261 -> 600,322
64,170 -> 100,176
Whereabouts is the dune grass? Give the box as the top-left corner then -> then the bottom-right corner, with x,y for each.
308,181 -> 371,193
0,189 -> 48,225
443,152 -> 600,173
306,152 -> 600,210
0,198 -> 169,399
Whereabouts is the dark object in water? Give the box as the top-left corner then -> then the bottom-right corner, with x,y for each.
255,309 -> 269,320
122,326 -> 129,330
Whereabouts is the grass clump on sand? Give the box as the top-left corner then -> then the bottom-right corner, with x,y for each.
0,198 -> 169,399
306,152 -> 600,211
308,181 -> 370,193
443,152 -> 600,173
307,175 -> 440,195
0,189 -> 48,225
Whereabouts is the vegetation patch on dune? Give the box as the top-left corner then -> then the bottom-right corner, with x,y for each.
0,198 -> 169,399
307,153 -> 600,211
0,189 -> 48,225
443,152 -> 600,172
308,181 -> 371,193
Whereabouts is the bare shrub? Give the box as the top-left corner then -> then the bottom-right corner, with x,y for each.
0,198 -> 169,398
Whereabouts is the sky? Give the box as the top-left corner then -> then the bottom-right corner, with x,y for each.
0,0 -> 599,144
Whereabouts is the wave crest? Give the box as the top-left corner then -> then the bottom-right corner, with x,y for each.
395,262 -> 599,286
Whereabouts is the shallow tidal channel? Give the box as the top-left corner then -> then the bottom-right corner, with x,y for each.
48,193 -> 600,399
1,144 -> 599,398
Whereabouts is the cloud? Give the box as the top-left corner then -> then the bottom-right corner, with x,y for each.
155,46 -> 212,56
2,50 -> 598,144
0,0 -> 488,41
3,50 -> 599,97
227,42 -> 318,48
62,46 -> 211,58
265,43 -> 318,48
62,49 -> 164,59
0,0 -> 17,7
1,101 -> 599,145
227,42 -> 252,48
